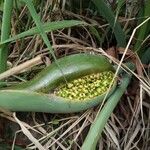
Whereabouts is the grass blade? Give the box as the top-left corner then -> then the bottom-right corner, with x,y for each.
21,0 -> 71,82
0,20 -> 85,46
21,0 -> 56,61
92,0 -> 126,47
0,0 -> 13,73
134,0 -> 150,55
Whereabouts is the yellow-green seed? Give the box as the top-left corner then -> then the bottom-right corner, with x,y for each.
54,71 -> 114,101
67,83 -> 73,88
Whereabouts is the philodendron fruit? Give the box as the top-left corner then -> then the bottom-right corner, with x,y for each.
0,54 -> 117,113
54,71 -> 114,101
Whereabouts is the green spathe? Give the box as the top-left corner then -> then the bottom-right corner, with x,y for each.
13,54 -> 115,92
0,54 -> 117,113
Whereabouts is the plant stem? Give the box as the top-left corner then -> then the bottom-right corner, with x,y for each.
81,72 -> 132,150
0,0 -> 13,74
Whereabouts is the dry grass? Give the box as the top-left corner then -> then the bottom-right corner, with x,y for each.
0,1 -> 150,149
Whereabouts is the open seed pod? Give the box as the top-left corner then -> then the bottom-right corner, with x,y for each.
0,54 -> 117,113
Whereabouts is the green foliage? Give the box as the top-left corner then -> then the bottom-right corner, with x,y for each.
88,26 -> 101,43
0,0 -> 4,11
134,0 -> 150,56
0,20 -> 84,45
0,0 -> 85,77
92,0 -> 126,47
0,0 -> 13,74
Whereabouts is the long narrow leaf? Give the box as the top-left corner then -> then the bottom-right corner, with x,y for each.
0,20 -> 85,46
21,0 -> 79,82
0,0 -> 13,73
21,0 -> 57,67
134,0 -> 150,55
92,0 -> 126,47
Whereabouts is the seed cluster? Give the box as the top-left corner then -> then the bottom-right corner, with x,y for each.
54,71 -> 114,100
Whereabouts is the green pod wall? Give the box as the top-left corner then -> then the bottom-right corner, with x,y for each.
0,54 -> 117,113
12,54 -> 115,92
